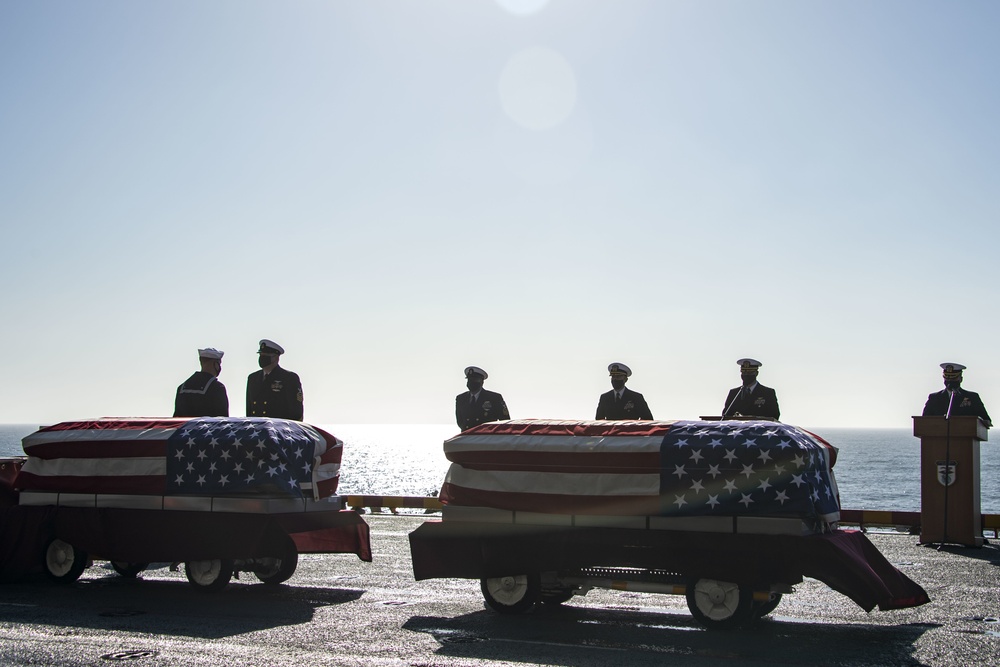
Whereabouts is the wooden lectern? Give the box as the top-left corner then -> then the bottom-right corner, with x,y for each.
912,415 -> 989,547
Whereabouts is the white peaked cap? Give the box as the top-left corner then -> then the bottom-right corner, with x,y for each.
464,366 -> 488,379
608,362 -> 632,377
259,339 -> 285,355
737,358 -> 762,369
198,348 -> 224,360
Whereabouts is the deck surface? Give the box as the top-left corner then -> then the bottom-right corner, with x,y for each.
0,515 -> 997,666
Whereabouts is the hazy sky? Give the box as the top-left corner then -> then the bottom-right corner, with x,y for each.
2,0 -> 998,428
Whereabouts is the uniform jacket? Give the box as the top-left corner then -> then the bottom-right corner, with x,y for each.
922,388 -> 991,425
246,366 -> 303,420
723,384 -> 780,420
174,371 -> 229,418
595,387 -> 653,420
456,389 -> 510,431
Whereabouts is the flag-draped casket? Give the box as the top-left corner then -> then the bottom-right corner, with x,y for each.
2,417 -> 372,578
16,417 -> 341,500
413,419 -> 929,612
440,419 -> 840,530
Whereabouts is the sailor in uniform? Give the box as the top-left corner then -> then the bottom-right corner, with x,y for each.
246,339 -> 303,420
174,347 -> 229,417
922,362 -> 992,427
722,358 -> 780,420
455,366 -> 510,431
595,362 -> 654,420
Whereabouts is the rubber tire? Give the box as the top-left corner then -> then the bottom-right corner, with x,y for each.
184,559 -> 234,592
480,574 -> 541,614
111,562 -> 148,578
253,546 -> 299,585
540,588 -> 576,606
44,538 -> 87,583
753,592 -> 783,618
685,578 -> 754,630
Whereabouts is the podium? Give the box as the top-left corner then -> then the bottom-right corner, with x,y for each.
912,416 -> 989,547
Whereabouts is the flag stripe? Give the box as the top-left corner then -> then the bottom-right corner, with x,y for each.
18,457 -> 166,478
440,483 -> 661,515
444,466 -> 661,496
37,419 -> 187,433
462,420 -> 677,438
312,463 -> 341,482
447,451 -> 662,472
15,472 -> 165,495
445,434 -> 667,453
315,477 -> 340,499
22,440 -> 169,459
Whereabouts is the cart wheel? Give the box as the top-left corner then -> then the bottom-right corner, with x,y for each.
753,592 -> 782,618
44,538 -> 87,583
481,574 -> 540,614
685,578 -> 753,629
111,562 -> 148,579
540,587 -> 576,606
253,545 -> 299,585
184,559 -> 234,592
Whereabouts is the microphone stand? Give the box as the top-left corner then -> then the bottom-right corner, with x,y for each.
939,390 -> 956,549
723,387 -> 745,419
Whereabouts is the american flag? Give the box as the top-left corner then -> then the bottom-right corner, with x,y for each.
17,417 -> 341,500
440,419 -> 840,524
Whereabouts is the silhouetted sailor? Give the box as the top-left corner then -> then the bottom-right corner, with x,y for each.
246,339 -> 303,420
722,358 -> 780,420
595,362 -> 653,420
174,347 -> 229,417
922,362 -> 991,427
456,366 -> 510,431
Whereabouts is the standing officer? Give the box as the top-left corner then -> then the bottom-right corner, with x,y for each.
174,347 -> 229,417
246,339 -> 303,420
722,358 -> 780,420
595,362 -> 653,420
456,366 -> 510,430
922,362 -> 992,427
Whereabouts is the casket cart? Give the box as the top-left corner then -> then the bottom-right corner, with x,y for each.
3,417 -> 371,591
409,420 -> 929,629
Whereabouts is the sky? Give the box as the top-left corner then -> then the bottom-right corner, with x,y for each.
1,0 -> 998,429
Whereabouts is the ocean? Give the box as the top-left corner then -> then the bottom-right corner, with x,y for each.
2,423 -> 998,513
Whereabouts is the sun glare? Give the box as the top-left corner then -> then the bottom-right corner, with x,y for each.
494,0 -> 551,16
498,47 -> 578,131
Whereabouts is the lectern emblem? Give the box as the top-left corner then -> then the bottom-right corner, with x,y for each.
936,460 -> 957,487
